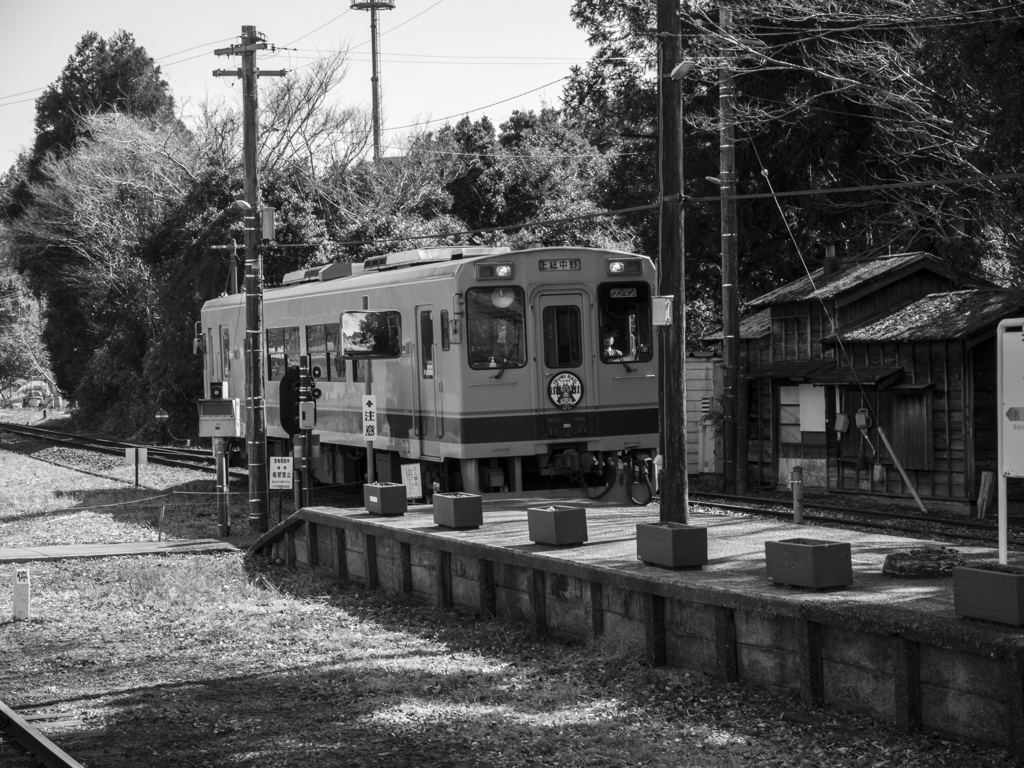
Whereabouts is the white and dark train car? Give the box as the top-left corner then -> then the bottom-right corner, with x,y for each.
197,246 -> 659,497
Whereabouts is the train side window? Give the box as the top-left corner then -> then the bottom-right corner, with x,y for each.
440,310 -> 451,352
220,327 -> 231,379
306,324 -> 330,382
353,359 -> 368,383
284,326 -> 300,368
466,286 -> 527,370
266,327 -> 286,381
420,310 -> 434,378
542,305 -> 582,368
598,282 -> 653,364
327,323 -> 345,381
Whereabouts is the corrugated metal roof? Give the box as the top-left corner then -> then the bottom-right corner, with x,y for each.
746,252 -> 937,308
831,289 -> 1024,343
702,308 -> 771,342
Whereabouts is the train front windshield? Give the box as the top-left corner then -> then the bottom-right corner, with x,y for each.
467,286 -> 527,369
598,282 -> 653,363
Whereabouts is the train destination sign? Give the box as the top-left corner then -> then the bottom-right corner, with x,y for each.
538,259 -> 581,272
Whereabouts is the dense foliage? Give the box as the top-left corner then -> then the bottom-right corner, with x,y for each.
1,6 -> 1023,436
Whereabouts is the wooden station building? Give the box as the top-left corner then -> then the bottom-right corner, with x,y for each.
704,251 -> 1024,514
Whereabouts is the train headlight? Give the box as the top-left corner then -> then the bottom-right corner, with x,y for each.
607,259 -> 642,276
476,263 -> 514,280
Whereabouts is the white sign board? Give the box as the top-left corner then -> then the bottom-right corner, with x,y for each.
362,395 -> 378,440
125,447 -> 148,465
269,457 -> 293,490
1000,321 -> 1024,477
400,463 -> 423,500
996,319 -> 1024,563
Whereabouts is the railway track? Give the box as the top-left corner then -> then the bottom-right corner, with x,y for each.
0,699 -> 87,768
690,491 -> 1024,548
0,422 -> 226,475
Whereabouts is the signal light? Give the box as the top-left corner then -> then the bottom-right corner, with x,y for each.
278,365 -> 301,436
310,364 -> 323,401
297,355 -> 320,431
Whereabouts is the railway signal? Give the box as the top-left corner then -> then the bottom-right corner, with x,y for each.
298,355 -> 321,431
279,365 -> 301,437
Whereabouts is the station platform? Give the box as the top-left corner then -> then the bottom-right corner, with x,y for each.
248,497 -> 1024,757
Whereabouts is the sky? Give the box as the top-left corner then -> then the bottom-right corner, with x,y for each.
0,0 -> 597,167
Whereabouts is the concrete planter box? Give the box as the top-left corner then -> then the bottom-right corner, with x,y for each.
765,538 -> 852,590
433,492 -> 483,529
953,565 -> 1024,626
527,504 -> 588,546
636,522 -> 708,569
363,482 -> 407,516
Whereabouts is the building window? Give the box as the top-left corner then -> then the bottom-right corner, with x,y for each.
779,385 -> 801,444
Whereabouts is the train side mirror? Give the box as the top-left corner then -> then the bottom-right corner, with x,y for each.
340,310 -> 402,358
193,322 -> 205,355
449,317 -> 462,345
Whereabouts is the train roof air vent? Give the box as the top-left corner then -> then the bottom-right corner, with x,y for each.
360,247 -> 511,272
281,262 -> 360,286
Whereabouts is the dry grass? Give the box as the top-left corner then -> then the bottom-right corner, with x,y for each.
0,428 -> 1018,767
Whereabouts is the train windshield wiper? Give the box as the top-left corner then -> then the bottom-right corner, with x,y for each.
494,342 -> 519,379
609,353 -> 634,373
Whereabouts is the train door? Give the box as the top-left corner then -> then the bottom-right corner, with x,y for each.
415,305 -> 441,458
536,292 -> 595,439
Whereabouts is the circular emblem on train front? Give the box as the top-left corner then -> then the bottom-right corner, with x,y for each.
548,372 -> 583,410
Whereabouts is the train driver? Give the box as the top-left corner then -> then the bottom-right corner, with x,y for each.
603,334 -> 624,360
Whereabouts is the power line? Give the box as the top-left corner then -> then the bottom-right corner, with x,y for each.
383,76 -> 570,133
331,169 -> 1024,249
283,10 -> 353,48
332,202 -> 654,248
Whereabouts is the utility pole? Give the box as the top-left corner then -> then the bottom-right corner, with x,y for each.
351,1 -> 396,161
657,0 -> 689,523
214,26 -> 286,533
718,7 -> 741,495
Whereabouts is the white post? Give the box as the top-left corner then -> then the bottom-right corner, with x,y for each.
13,568 -> 30,620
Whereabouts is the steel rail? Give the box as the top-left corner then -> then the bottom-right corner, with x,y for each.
0,700 -> 85,768
0,422 -> 222,474
690,491 -> 1022,531
690,496 -> 1016,547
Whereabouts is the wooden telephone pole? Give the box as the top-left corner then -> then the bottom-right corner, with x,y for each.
657,0 -> 689,523
214,26 -> 286,533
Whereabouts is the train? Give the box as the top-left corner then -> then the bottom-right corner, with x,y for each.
195,245 -> 660,500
